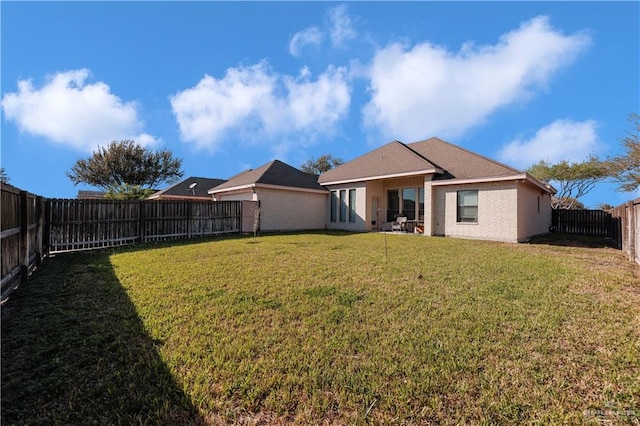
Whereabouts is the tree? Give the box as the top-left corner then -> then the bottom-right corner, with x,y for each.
607,113 -> 640,192
527,156 -> 610,209
300,154 -> 343,174
67,140 -> 183,199
0,167 -> 8,184
598,202 -> 615,211
105,184 -> 156,200
553,196 -> 586,210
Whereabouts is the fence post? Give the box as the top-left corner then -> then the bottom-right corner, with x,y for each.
628,201 -> 636,262
19,191 -> 29,284
188,200 -> 193,239
35,196 -> 45,266
44,198 -> 50,254
138,200 -> 145,243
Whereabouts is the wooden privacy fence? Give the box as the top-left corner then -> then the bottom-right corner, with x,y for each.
48,198 -> 244,253
1,184 -> 47,300
2,183 -> 255,301
552,209 -> 613,237
610,199 -> 640,264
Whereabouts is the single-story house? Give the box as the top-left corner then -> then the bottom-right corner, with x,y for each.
148,176 -> 227,200
208,160 -> 328,232
318,137 -> 555,243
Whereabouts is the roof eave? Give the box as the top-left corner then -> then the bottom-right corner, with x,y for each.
320,168 -> 442,186
431,173 -> 555,193
209,182 -> 328,195
208,184 -> 255,194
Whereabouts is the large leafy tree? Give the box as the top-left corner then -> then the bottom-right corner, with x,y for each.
300,154 -> 343,174
527,156 -> 610,209
67,140 -> 183,199
607,113 -> 640,192
0,167 -> 8,184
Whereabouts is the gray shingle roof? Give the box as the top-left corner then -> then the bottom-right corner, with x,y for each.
407,137 -> 521,180
318,141 -> 439,184
319,137 -> 522,184
150,176 -> 226,199
210,160 -> 325,193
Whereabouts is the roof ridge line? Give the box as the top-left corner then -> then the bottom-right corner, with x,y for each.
410,137 -> 523,174
397,140 -> 442,171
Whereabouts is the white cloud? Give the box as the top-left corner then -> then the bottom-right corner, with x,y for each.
329,5 -> 357,48
498,119 -> 599,169
362,16 -> 591,143
1,69 -> 157,151
170,61 -> 351,152
289,26 -> 322,57
288,4 -> 357,58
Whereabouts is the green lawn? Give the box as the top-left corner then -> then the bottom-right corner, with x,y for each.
2,233 -> 639,424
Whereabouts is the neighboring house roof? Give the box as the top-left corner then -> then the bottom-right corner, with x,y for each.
209,160 -> 327,194
319,137 -> 554,193
149,176 -> 226,200
77,190 -> 107,199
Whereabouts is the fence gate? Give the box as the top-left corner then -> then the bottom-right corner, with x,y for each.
552,209 -> 613,237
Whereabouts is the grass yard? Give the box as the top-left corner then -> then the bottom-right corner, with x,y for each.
2,232 -> 639,424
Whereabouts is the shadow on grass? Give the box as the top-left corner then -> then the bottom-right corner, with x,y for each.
527,233 -> 618,249
1,250 -> 205,425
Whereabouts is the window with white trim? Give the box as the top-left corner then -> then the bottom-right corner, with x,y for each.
457,190 -> 478,223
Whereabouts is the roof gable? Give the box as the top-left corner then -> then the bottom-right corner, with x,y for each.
407,137 -> 521,180
319,137 -> 525,185
318,141 -> 439,184
210,160 -> 325,193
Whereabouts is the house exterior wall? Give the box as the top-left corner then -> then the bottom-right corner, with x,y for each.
325,176 -> 432,232
256,187 -> 327,231
433,181 -> 519,242
516,183 -> 552,241
216,190 -> 257,202
215,188 -> 327,232
325,183 -> 367,231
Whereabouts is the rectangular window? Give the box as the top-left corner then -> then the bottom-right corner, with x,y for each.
387,190 -> 399,221
537,196 -> 540,213
339,190 -> 347,222
457,190 -> 478,223
349,189 -> 356,222
330,191 -> 337,222
418,187 -> 425,221
402,188 -> 416,220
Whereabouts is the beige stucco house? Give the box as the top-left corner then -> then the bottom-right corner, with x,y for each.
318,137 -> 555,243
208,160 -> 328,232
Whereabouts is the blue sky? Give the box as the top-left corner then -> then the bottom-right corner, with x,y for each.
2,1 -> 638,208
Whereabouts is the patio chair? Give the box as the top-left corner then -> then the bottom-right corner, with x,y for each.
391,216 -> 407,232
